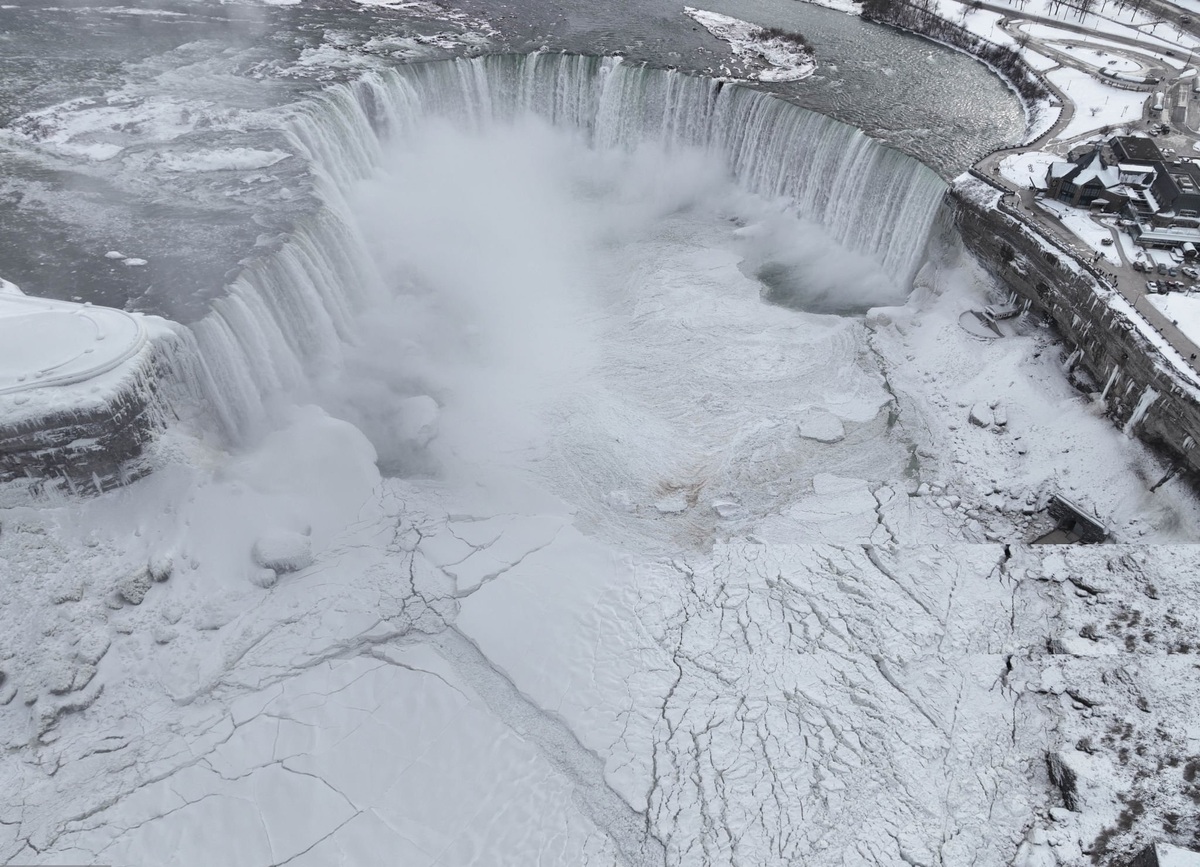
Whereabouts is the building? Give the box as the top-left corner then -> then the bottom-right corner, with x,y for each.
1127,221 -> 1200,250
1111,134 -> 1164,165
1043,135 -> 1200,254
1150,160 -> 1200,223
1046,147 -> 1123,208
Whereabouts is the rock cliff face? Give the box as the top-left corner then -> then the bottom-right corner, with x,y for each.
950,180 -> 1200,477
0,318 -> 194,499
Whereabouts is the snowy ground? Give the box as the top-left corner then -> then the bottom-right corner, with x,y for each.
1034,197 -> 1124,265
1149,292 -> 1200,348
1048,43 -> 1142,75
913,0 -> 1194,145
1000,149 -> 1059,189
976,0 -> 1200,53
1045,67 -> 1149,141
3,80 -> 1200,867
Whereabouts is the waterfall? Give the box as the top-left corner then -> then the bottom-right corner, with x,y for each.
185,54 -> 950,443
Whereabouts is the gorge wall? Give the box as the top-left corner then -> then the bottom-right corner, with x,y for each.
951,178 -> 1200,478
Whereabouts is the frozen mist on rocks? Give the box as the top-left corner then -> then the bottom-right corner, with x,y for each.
1,52 -> 1200,867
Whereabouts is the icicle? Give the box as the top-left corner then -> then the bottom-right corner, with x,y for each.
1100,366 -> 1119,401
1124,387 -> 1159,436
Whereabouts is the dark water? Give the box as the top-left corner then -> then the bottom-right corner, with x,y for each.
0,0 -> 1024,316
693,0 -> 1026,172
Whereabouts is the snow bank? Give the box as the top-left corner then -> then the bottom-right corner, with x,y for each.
685,7 -> 817,81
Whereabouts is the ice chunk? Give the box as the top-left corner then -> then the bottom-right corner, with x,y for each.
249,567 -> 278,589
796,409 -> 845,443
654,495 -> 689,514
118,568 -> 153,606
148,553 -> 173,583
711,499 -> 744,519
969,403 -> 993,427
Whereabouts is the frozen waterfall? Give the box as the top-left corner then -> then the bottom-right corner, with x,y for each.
187,53 -> 950,442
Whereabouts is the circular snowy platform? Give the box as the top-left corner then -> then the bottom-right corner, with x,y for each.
0,292 -> 146,395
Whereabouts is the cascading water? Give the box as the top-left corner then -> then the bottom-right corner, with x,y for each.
186,53 -> 950,444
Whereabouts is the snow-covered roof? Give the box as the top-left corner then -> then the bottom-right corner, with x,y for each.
1073,152 -> 1119,188
1049,150 -> 1121,190
1137,225 -> 1200,243
1112,134 -> 1164,163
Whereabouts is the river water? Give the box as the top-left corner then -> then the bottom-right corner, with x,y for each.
0,0 -> 1024,316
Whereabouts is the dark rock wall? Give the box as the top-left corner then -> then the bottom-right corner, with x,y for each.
0,328 -> 194,496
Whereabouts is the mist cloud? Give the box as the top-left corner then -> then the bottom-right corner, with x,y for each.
309,113 -> 907,475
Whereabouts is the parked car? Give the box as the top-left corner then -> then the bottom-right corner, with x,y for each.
1184,267 -> 1199,278
1158,263 -> 1169,274
1101,238 -> 1114,246
1169,267 -> 1180,277
1148,280 -> 1160,292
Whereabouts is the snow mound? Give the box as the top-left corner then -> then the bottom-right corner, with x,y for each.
398,394 -> 439,446
685,7 -> 817,82
118,568 -> 154,606
251,531 -> 313,574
